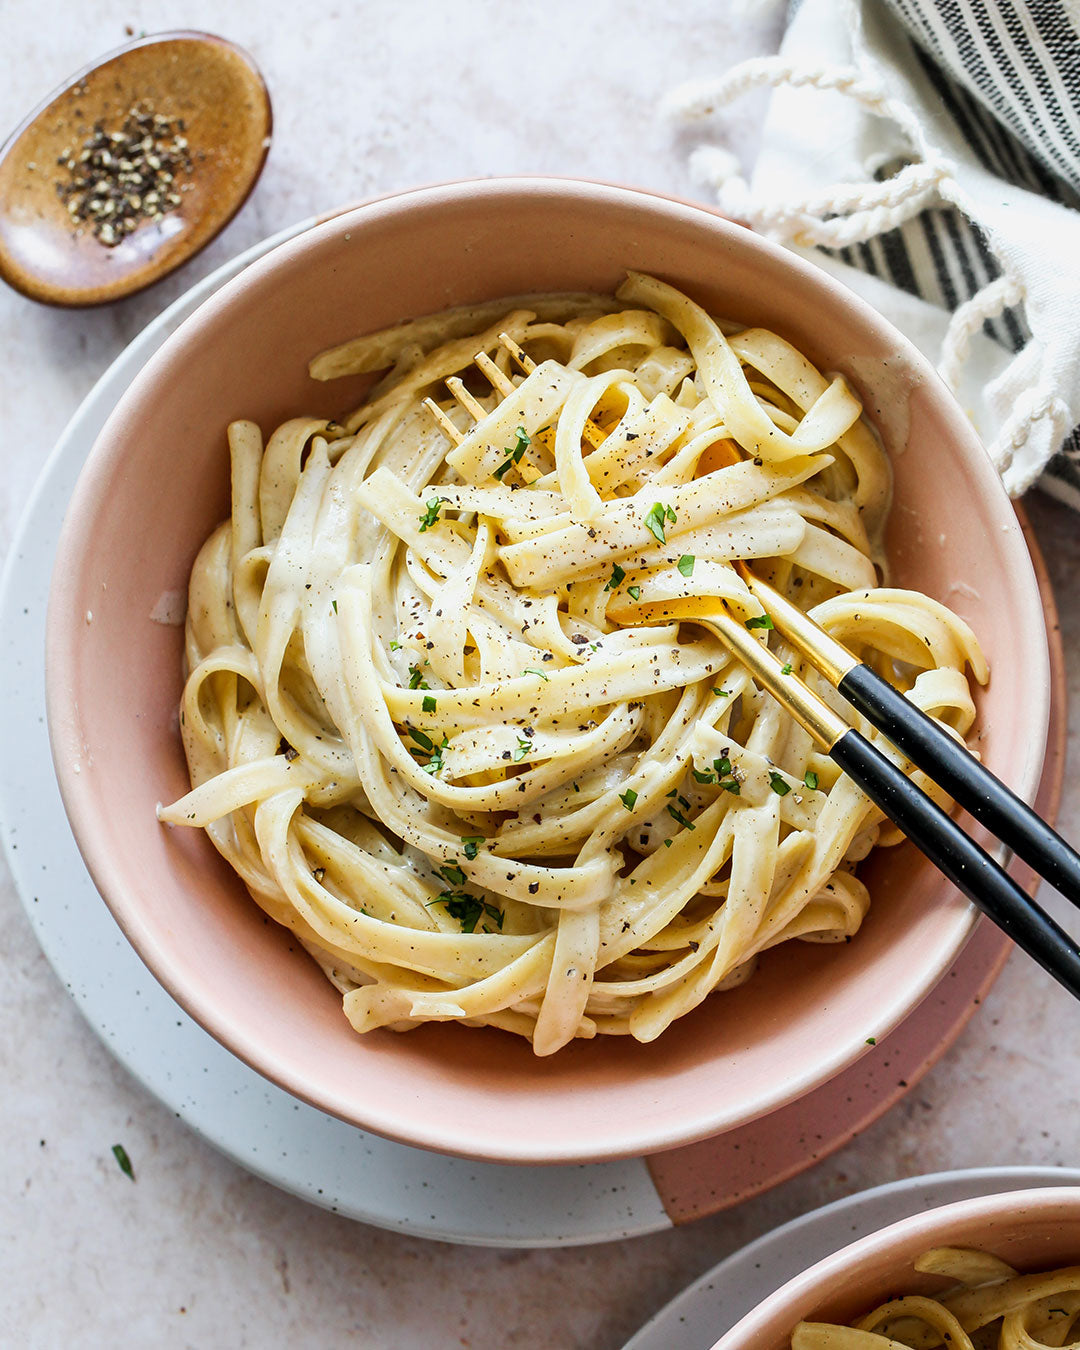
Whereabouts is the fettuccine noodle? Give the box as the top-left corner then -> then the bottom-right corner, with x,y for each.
158,272 -> 986,1056
793,1247 -> 1080,1348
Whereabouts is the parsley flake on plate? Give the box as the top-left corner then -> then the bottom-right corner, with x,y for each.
111,1143 -> 135,1181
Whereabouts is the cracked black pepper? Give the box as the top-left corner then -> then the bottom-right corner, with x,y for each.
55,102 -> 194,247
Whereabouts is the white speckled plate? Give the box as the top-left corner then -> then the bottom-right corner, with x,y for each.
623,1166 -> 1080,1350
0,201 -> 1062,1246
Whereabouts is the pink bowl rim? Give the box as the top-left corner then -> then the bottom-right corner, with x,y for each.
712,1184 -> 1080,1347
44,177 -> 1050,1163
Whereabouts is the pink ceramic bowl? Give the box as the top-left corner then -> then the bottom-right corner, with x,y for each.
712,1186 -> 1080,1347
45,179 -> 1050,1165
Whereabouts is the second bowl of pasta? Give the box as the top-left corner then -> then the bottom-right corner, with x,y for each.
46,178 -> 1050,1163
709,1185 -> 1080,1348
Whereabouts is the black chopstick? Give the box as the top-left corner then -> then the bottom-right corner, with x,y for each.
830,725 -> 1080,999
837,662 -> 1080,907
745,574 -> 1080,912
711,606 -> 1080,1004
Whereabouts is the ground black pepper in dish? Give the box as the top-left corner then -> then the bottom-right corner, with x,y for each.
55,102 -> 194,246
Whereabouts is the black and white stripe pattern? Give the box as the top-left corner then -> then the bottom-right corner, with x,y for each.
888,0 -> 1080,199
814,1 -> 1080,504
823,183 -> 1029,354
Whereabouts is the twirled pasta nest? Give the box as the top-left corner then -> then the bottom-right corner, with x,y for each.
160,273 -> 985,1056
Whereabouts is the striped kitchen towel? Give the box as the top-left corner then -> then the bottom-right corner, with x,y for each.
664,0 -> 1080,508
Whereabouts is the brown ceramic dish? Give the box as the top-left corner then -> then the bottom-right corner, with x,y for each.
711,1187 -> 1080,1348
45,179 -> 1051,1164
0,31 -> 270,306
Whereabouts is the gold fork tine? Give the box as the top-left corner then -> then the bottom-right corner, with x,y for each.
424,332 -> 602,453
473,349 -> 516,398
497,332 -> 605,449
422,396 -> 464,445
499,332 -> 536,374
445,376 -> 488,423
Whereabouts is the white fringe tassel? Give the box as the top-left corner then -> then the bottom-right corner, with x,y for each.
662,54 -> 1065,494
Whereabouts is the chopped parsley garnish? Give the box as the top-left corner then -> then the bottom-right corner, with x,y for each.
408,664 -> 429,690
430,890 -> 504,934
422,694 -> 437,713
523,667 -> 549,681
492,426 -> 531,479
691,768 -> 715,784
331,599 -> 338,614
666,803 -> 696,831
418,496 -> 448,531
644,501 -> 676,543
605,563 -> 626,591
781,662 -> 793,675
423,735 -> 449,774
709,756 -> 741,795
768,770 -> 791,796
389,640 -> 401,651
712,687 -> 730,697
513,736 -> 532,762
745,613 -> 774,630
677,554 -> 695,577
460,836 -> 483,860
804,770 -> 819,791
408,726 -> 434,751
408,725 -> 448,773
111,1144 -> 135,1181
627,585 -> 641,601
866,1036 -> 877,1046
438,862 -> 467,887
619,788 -> 638,810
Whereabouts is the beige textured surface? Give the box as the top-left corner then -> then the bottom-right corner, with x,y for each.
3,2 -> 1079,1347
